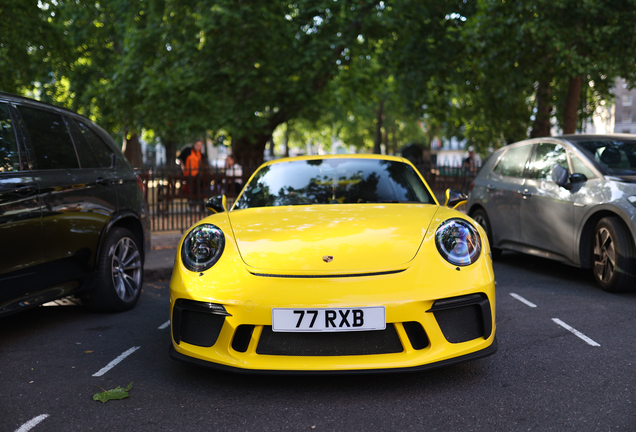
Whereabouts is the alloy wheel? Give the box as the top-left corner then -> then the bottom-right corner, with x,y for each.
111,237 -> 142,302
593,227 -> 615,284
473,213 -> 487,232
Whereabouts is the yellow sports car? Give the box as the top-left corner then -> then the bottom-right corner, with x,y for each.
169,155 -> 496,373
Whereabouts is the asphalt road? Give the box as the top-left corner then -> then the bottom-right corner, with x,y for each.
2,252 -> 636,431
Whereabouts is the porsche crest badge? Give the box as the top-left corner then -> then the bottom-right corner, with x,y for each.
322,255 -> 334,263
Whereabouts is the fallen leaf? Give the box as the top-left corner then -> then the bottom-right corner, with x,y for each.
93,382 -> 133,403
84,351 -> 94,354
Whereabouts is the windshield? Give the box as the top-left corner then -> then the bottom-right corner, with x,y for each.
575,139 -> 636,176
234,158 -> 435,209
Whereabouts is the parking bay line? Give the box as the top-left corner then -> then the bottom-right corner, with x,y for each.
93,346 -> 140,377
14,414 -> 49,432
552,318 -> 600,347
510,293 -> 537,308
158,320 -> 170,330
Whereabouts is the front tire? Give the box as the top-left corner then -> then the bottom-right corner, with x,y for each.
592,217 -> 636,293
471,208 -> 502,259
84,227 -> 144,312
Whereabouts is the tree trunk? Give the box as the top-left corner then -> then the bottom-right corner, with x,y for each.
373,100 -> 384,154
162,130 -> 178,170
563,75 -> 583,134
391,121 -> 398,156
232,134 -> 268,177
530,80 -> 552,138
122,132 -> 144,169
283,123 -> 290,157
382,123 -> 389,155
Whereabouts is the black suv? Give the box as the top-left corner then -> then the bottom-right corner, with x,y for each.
0,92 -> 150,316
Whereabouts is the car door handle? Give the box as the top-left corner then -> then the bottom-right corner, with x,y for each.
486,184 -> 493,193
96,178 -> 110,186
522,189 -> 531,199
12,186 -> 37,196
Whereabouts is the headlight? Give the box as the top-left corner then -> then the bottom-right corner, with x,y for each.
181,224 -> 225,272
435,218 -> 481,266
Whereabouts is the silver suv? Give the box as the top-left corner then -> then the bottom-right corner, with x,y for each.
467,134 -> 636,292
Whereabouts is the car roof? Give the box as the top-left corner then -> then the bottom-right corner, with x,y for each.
558,133 -> 636,142
261,153 -> 408,168
0,91 -> 82,116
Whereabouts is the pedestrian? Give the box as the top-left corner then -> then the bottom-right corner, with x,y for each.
462,150 -> 475,173
223,154 -> 242,196
462,149 -> 476,195
179,140 -> 208,208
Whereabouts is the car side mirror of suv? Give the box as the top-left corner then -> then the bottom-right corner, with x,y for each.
205,195 -> 227,213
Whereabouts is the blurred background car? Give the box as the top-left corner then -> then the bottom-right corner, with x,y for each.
0,92 -> 150,316
467,134 -> 636,292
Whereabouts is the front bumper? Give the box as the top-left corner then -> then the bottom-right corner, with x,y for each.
169,336 -> 497,375
170,266 -> 496,373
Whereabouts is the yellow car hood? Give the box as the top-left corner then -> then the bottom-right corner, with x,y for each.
228,204 -> 438,274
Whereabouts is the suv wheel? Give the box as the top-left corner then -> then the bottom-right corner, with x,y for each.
592,217 -> 636,293
84,227 -> 143,311
471,208 -> 501,258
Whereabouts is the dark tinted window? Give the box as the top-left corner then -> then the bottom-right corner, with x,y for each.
0,103 -> 20,172
67,119 -> 100,168
527,143 -> 568,179
235,158 -> 434,209
74,120 -> 113,168
492,145 -> 532,178
18,106 -> 79,170
575,139 -> 636,175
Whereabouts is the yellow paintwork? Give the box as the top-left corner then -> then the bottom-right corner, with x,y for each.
170,155 -> 495,372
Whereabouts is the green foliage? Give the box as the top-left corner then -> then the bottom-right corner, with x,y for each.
93,382 -> 133,403
0,1 -> 61,94
3,0 -> 636,160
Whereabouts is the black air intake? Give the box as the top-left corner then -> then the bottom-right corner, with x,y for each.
428,294 -> 492,344
256,325 -> 403,356
172,299 -> 230,347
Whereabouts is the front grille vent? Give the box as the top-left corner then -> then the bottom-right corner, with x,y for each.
434,305 -> 484,343
256,326 -> 403,356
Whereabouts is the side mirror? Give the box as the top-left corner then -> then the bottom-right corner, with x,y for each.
444,188 -> 467,209
205,195 -> 227,213
551,165 -> 571,189
570,173 -> 588,184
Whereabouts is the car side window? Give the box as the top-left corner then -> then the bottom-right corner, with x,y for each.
492,144 -> 533,178
17,106 -> 79,170
527,143 -> 568,180
67,119 -> 101,168
0,103 -> 20,172
74,120 -> 114,168
569,151 -> 596,179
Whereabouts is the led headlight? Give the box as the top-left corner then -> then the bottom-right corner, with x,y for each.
435,218 -> 481,266
181,224 -> 225,272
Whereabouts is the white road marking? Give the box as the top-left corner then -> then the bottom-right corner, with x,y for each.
552,318 -> 600,347
510,293 -> 537,308
14,414 -> 49,432
158,320 -> 170,330
92,346 -> 140,377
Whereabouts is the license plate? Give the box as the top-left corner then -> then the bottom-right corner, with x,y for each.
272,307 -> 386,332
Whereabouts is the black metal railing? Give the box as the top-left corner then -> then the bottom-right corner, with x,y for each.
141,163 -> 480,232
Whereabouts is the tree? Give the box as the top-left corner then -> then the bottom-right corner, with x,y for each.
0,1 -> 62,94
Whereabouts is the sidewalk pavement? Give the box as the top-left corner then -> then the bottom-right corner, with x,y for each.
144,231 -> 182,282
